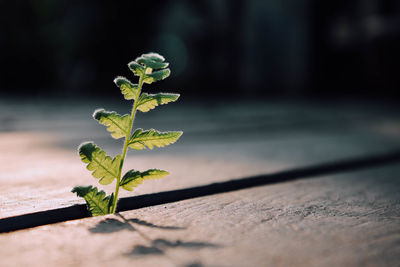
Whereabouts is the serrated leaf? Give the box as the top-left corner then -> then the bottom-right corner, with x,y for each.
72,186 -> 113,216
140,52 -> 165,62
78,142 -> 121,185
128,129 -> 182,150
120,169 -> 169,191
114,76 -> 138,100
128,61 -> 145,76
128,53 -> 169,82
137,93 -> 180,112
143,68 -> 171,84
93,109 -> 130,139
136,56 -> 169,69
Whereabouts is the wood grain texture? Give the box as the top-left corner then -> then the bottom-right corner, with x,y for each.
0,98 -> 399,266
0,165 -> 399,267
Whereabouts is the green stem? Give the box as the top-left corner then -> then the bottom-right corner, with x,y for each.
111,73 -> 145,213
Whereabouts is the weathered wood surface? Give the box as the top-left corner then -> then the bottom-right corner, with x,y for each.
1,165 -> 399,267
0,98 -> 399,266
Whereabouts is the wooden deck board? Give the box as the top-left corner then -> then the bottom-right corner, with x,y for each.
1,165 -> 399,267
0,99 -> 399,266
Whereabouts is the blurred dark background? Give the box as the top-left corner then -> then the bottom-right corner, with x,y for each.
0,0 -> 399,100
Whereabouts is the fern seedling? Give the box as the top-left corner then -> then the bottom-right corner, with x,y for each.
72,52 -> 182,216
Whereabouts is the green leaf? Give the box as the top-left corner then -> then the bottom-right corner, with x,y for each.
114,76 -> 138,100
93,109 -> 130,139
120,169 -> 169,191
72,186 -> 113,216
139,52 -> 165,62
137,93 -> 180,112
129,53 -> 169,83
128,129 -> 182,150
128,61 -> 145,76
143,68 -> 171,84
78,142 -> 121,185
136,56 -> 169,69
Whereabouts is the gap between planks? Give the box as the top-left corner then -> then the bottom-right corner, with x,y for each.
1,149 -> 400,233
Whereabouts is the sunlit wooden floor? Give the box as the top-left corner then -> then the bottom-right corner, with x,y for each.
0,98 -> 399,266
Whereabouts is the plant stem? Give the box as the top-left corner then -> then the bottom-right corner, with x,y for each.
111,73 -> 144,213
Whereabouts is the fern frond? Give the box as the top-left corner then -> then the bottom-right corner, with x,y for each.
137,93 -> 180,112
93,109 -> 130,139
78,142 -> 121,185
114,76 -> 138,100
120,169 -> 169,191
128,129 -> 182,150
72,186 -> 113,216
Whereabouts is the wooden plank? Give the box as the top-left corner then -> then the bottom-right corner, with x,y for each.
0,165 -> 399,266
0,99 -> 399,266
2,149 -> 400,232
1,99 -> 400,218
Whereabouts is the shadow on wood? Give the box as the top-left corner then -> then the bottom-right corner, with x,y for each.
127,239 -> 220,256
1,149 -> 400,233
89,218 -> 184,234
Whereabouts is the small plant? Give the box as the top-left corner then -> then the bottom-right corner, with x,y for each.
72,52 -> 182,216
